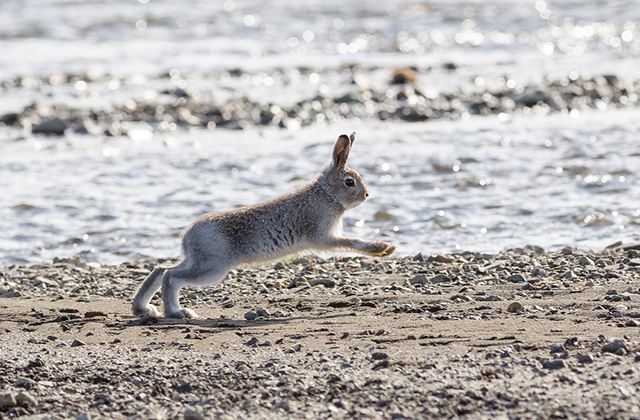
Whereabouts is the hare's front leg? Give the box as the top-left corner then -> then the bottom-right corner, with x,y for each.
328,237 -> 396,257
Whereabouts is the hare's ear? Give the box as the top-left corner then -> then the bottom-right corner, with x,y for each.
331,134 -> 352,171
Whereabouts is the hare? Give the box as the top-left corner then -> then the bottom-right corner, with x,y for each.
132,132 -> 396,318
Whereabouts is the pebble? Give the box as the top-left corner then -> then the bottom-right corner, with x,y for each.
256,307 -> 270,318
507,301 -> 523,313
506,274 -> 526,283
372,352 -> 389,360
601,339 -> 626,354
577,354 -> 595,364
284,344 -> 302,354
0,393 -> 17,409
541,359 -> 565,370
244,311 -> 258,321
70,339 -> 86,347
31,117 -> 66,135
15,391 -> 38,407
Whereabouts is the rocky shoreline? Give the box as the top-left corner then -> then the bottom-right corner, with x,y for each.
1,67 -> 638,137
1,244 -> 640,419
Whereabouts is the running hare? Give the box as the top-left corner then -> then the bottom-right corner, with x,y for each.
132,132 -> 396,318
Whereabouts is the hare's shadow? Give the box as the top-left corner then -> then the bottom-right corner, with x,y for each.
122,312 -> 357,332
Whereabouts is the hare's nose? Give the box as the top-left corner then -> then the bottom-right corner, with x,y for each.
365,190 -> 369,198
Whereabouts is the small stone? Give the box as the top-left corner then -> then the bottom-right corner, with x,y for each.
32,117 -> 66,135
15,377 -> 36,388
15,391 -> 37,407
414,252 -> 426,262
507,301 -> 523,313
550,343 -> 566,354
577,354 -> 595,364
524,245 -> 545,254
184,409 -> 204,420
430,274 -> 451,283
542,359 -> 565,370
372,360 -> 389,371
256,307 -> 270,318
308,278 -> 336,288
244,311 -> 258,321
602,339 -> 626,354
70,339 -> 85,347
410,274 -> 428,285
84,311 -> 107,318
625,319 -> 639,327
1,291 -> 21,298
506,274 -> 526,283
560,247 -> 573,255
284,344 -> 302,354
371,352 -> 388,360
531,265 -> 543,276
0,393 -> 17,409
428,254 -> 454,263
244,337 -> 259,347
628,258 -> 640,267
84,261 -> 102,269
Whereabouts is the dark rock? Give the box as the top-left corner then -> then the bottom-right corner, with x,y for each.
15,391 -> 37,407
244,337 -> 259,347
70,339 -> 86,347
430,274 -> 451,283
506,274 -> 526,283
0,393 -> 17,409
602,339 -> 626,354
541,359 -> 565,370
577,354 -> 595,364
32,117 -> 67,135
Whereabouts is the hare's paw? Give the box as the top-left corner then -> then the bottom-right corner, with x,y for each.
366,241 -> 396,257
165,308 -> 201,319
132,303 -> 161,318
379,243 -> 396,257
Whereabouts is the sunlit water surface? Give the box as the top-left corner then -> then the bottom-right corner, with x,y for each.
2,110 -> 639,265
2,0 -> 640,264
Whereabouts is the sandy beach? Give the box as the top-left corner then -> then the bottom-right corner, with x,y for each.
1,245 -> 640,419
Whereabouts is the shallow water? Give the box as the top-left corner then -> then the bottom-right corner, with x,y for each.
1,0 -> 640,265
2,109 -> 639,265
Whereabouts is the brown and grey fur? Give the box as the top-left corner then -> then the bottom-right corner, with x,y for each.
132,132 -> 396,318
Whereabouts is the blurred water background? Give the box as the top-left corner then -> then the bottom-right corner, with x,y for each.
1,0 -> 639,265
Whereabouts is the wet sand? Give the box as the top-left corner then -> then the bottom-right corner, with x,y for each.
1,246 -> 640,419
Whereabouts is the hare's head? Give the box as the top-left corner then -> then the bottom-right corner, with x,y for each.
322,132 -> 369,210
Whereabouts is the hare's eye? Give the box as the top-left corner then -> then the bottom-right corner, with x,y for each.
344,177 -> 355,187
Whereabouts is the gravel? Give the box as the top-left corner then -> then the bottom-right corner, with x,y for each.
1,244 -> 640,418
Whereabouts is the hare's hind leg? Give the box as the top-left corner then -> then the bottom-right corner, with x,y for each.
162,260 -> 232,319
132,266 -> 167,317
